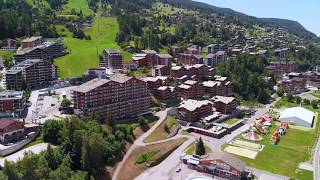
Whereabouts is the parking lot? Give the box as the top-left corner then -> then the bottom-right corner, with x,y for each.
25,86 -> 76,124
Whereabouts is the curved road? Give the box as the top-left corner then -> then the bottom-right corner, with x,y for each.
112,108 -> 171,180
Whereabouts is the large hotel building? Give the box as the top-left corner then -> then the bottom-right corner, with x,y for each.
72,74 -> 151,119
5,59 -> 58,90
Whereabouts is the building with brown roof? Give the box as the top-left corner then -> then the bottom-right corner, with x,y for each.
132,53 -> 148,67
181,152 -> 246,180
101,49 -> 123,69
170,45 -> 183,56
5,59 -> 58,90
0,91 -> 26,118
278,77 -> 307,94
274,48 -> 289,59
142,76 -> 169,93
154,86 -> 178,103
211,96 -> 238,114
266,61 -> 298,78
0,119 -> 25,144
178,53 -> 203,65
151,65 -> 171,77
155,54 -> 173,66
214,76 -> 234,96
171,66 -> 187,78
178,80 -> 204,99
177,99 -> 213,122
142,50 -> 158,66
205,51 -> 227,67
73,74 -> 150,119
207,44 -> 227,54
14,41 -> 66,63
21,36 -> 42,49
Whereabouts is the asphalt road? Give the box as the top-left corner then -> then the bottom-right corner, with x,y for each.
0,143 -> 50,167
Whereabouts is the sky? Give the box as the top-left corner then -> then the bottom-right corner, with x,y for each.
195,0 -> 320,36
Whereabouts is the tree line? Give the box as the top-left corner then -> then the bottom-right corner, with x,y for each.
0,115 -> 136,179
217,54 -> 273,104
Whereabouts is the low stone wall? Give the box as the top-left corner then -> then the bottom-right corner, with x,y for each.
0,133 -> 38,156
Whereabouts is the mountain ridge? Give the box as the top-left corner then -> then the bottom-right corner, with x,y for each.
163,0 -> 316,38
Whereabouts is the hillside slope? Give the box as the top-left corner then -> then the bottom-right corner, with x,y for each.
134,0 -> 316,38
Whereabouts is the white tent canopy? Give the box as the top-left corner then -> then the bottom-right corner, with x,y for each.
279,107 -> 314,127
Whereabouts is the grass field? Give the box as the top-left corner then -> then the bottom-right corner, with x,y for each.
233,110 -> 319,179
224,119 -> 238,125
61,0 -> 93,16
185,142 -> 212,155
144,116 -> 178,143
54,16 -> 132,78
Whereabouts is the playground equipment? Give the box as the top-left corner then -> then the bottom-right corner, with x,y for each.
278,121 -> 289,136
242,131 -> 263,142
253,124 -> 269,135
270,128 -> 280,145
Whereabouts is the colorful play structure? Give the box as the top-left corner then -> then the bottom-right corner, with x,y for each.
270,121 -> 289,145
242,131 -> 263,142
270,128 -> 280,144
253,123 -> 269,135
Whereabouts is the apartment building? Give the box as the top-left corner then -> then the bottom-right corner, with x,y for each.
214,76 -> 234,96
274,48 -> 290,59
0,91 -> 26,117
132,53 -> 148,67
142,76 -> 169,93
278,77 -> 307,94
186,45 -> 202,55
178,80 -> 204,99
211,96 -> 237,114
101,49 -> 123,69
266,61 -> 298,78
5,59 -> 57,90
207,44 -> 227,54
151,65 -> 171,76
178,53 -> 203,65
171,66 -> 187,78
205,51 -> 227,67
154,86 -> 178,103
177,99 -> 213,122
21,36 -> 42,49
155,54 -> 173,66
14,37 -> 66,63
142,50 -> 158,66
73,74 -> 150,119
0,119 -> 25,144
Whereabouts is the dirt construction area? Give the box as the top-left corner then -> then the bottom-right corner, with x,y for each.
224,145 -> 258,159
